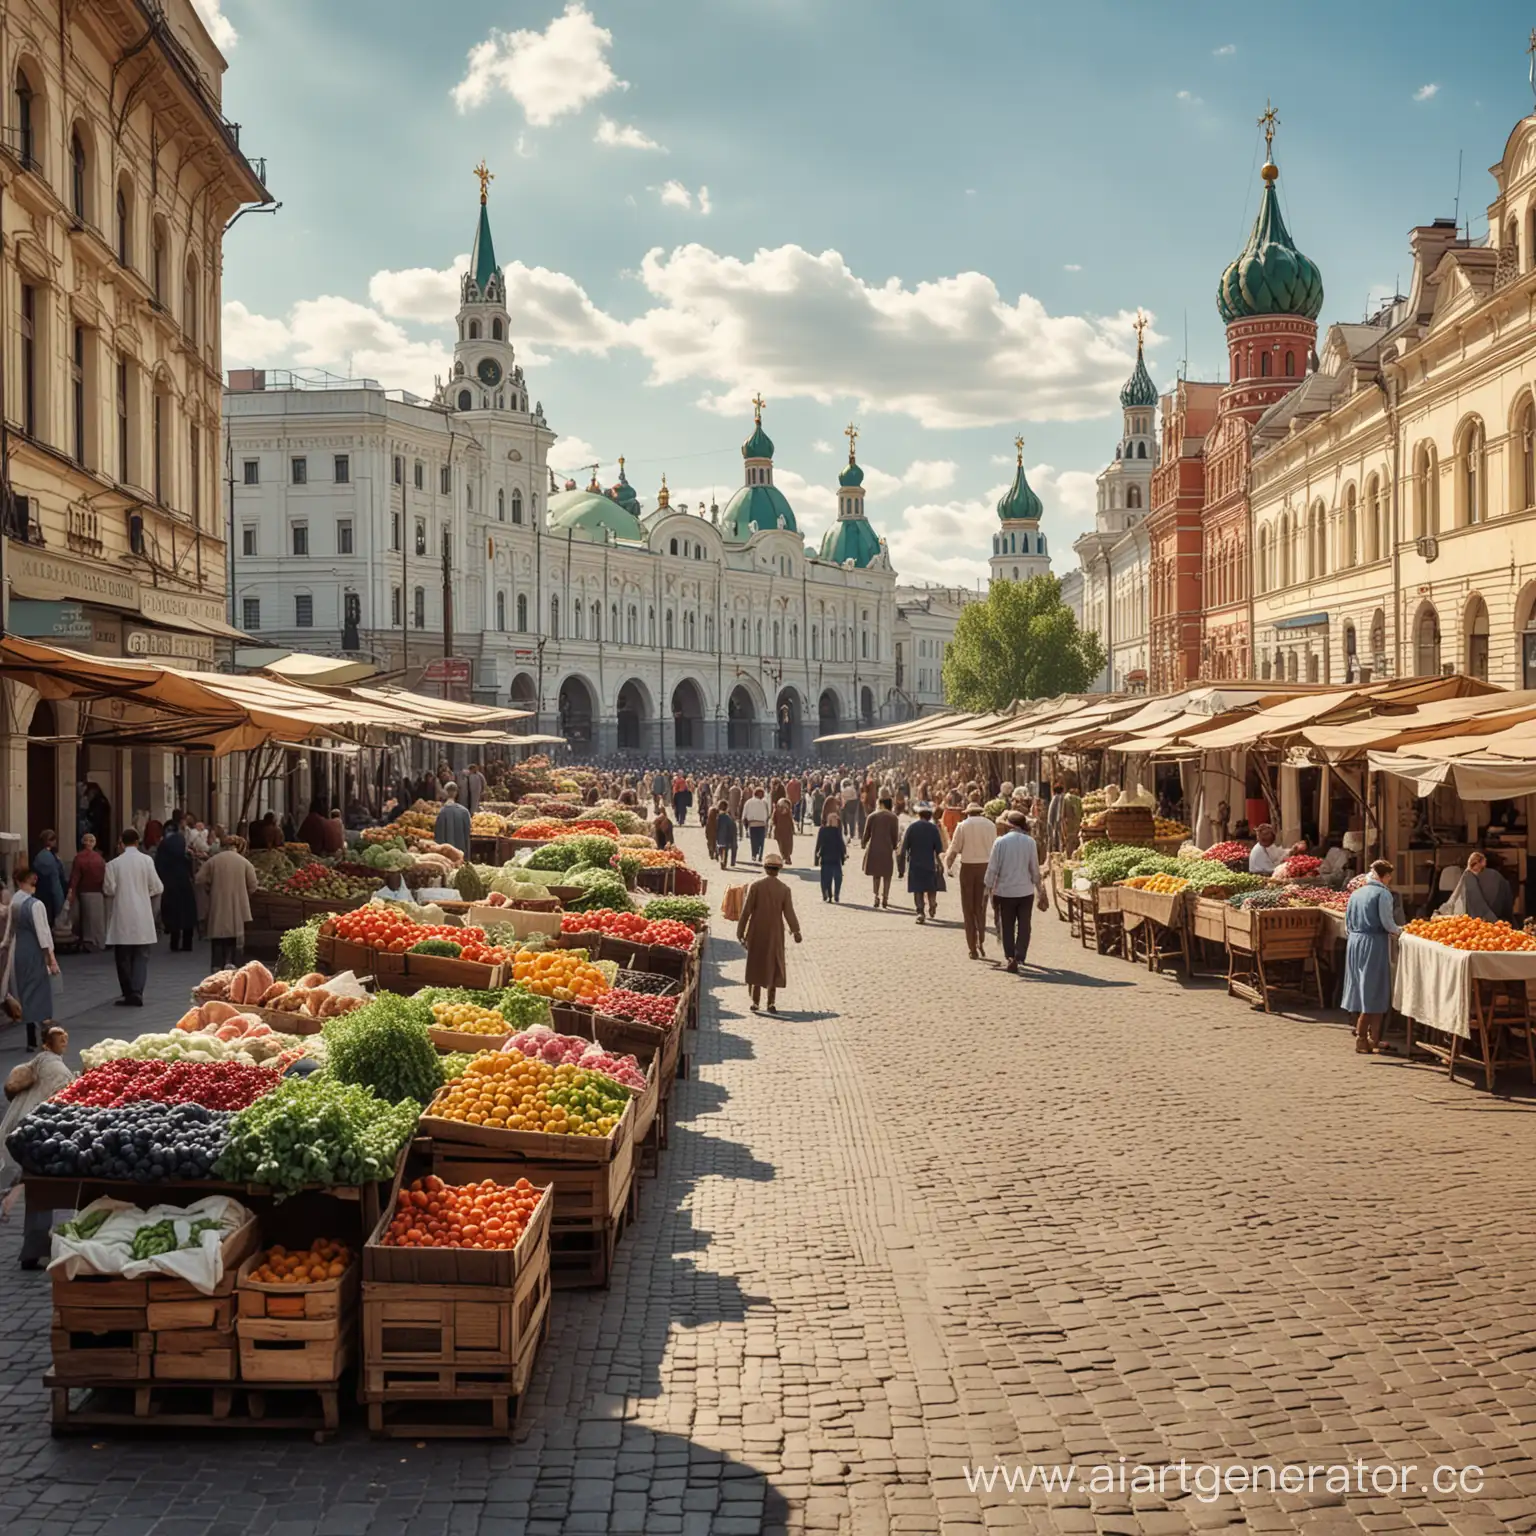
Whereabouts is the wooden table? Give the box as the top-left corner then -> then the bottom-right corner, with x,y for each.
1117,886 -> 1190,976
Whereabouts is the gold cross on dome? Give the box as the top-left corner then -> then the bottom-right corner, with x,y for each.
1134,310 -> 1148,349
474,160 -> 493,203
1257,100 -> 1279,154
1014,434 -> 1026,465
751,391 -> 766,421
845,421 -> 859,458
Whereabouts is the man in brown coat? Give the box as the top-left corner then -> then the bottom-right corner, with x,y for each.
736,850 -> 801,1014
195,835 -> 258,970
860,795 -> 901,908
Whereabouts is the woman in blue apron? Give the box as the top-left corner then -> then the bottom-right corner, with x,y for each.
7,865 -> 60,1050
1342,858 -> 1402,1054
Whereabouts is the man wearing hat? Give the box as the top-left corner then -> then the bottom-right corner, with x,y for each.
984,810 -> 1045,973
945,801 -> 999,960
898,803 -> 946,924
736,850 -> 802,1014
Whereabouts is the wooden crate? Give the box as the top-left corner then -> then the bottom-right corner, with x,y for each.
316,933 -> 375,975
153,1343 -> 237,1381
146,1294 -> 234,1331
47,1377 -> 343,1441
237,1256 -> 360,1322
363,1182 -> 553,1287
238,1318 -> 355,1383
403,953 -> 507,989
428,1024 -> 511,1054
418,1089 -> 633,1168
1190,897 -> 1229,946
50,1327 -> 153,1383
265,896 -> 306,931
1225,903 -> 1321,956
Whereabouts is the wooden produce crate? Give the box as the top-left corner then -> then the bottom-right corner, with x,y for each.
243,1002 -> 326,1036
237,1255 -> 361,1322
47,1378 -> 344,1441
315,932 -> 376,976
463,903 -> 562,936
264,896 -> 306,931
1226,905 -> 1325,1011
403,953 -> 507,990
234,1249 -> 362,1385
1190,897 -> 1230,946
300,893 -> 371,919
428,1024 -> 511,1054
363,1181 -> 553,1288
51,1326 -> 153,1383
1116,885 -> 1191,976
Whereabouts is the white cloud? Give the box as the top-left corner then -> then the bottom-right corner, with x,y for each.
901,459 -> 958,493
1414,82 -> 1440,101
595,117 -> 663,151
548,435 -> 602,482
190,0 -> 237,50
452,3 -> 625,125
367,255 -> 469,323
1175,89 -> 1202,105
1212,42 -> 1236,56
1063,263 -> 1082,272
656,181 -> 710,213
812,439 -> 833,454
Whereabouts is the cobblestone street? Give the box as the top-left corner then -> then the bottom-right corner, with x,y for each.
4,821 -> 1536,1534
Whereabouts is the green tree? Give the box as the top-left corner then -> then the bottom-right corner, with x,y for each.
941,574 -> 1106,710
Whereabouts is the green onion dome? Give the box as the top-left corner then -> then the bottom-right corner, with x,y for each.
1217,160 -> 1324,324
548,488 -> 642,542
838,457 -> 865,489
996,447 -> 1043,524
721,483 -> 798,541
1120,339 -> 1157,409
819,515 -> 881,567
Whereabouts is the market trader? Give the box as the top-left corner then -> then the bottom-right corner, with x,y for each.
433,783 -> 472,856
1248,823 -> 1285,875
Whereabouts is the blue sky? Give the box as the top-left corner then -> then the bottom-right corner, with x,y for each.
211,0 -> 1536,586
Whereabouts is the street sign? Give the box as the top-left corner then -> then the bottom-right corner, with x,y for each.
421,656 -> 471,684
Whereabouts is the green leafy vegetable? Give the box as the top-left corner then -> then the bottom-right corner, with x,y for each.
322,991 -> 441,1105
642,896 -> 710,924
408,937 -> 463,957
278,915 -> 325,980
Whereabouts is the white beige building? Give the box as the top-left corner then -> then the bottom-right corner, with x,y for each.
893,585 -> 974,714
1,0 -> 268,851
1253,107 -> 1536,690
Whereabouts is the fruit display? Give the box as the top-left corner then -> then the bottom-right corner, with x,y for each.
471,812 -> 511,836
1281,885 -> 1349,912
247,1238 -> 353,1283
194,959 -> 275,1005
598,988 -> 680,1030
415,984 -> 552,1030
1201,839 -> 1255,867
561,910 -> 699,949
641,896 -> 711,925
248,978 -> 368,1021
504,1025 -> 647,1090
614,968 -> 678,996
325,904 -> 475,953
58,1059 -> 282,1112
637,846 -> 687,867
214,1076 -> 419,1194
1403,916 -> 1536,952
6,1100 -> 230,1181
1120,873 -> 1189,894
1154,817 -> 1190,839
81,1031 -> 318,1071
280,864 -> 375,900
322,991 -> 443,1107
512,819 -> 620,843
428,1052 -> 629,1136
430,999 -> 512,1037
380,1175 -> 544,1250
1272,854 -> 1323,880
508,947 -> 612,1003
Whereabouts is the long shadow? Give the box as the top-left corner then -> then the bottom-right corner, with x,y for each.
1016,964 -> 1137,989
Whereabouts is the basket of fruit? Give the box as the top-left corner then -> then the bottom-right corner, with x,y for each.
426,997 -> 514,1053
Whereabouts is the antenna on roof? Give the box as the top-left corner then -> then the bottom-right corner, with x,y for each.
1453,148 -> 1464,233
1179,309 -> 1188,381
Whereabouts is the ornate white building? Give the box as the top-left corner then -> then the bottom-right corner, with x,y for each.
224,176 -> 930,755
1070,324 -> 1156,690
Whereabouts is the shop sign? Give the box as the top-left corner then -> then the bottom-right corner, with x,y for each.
125,627 -> 217,665
9,545 -> 138,610
8,599 -> 92,640
139,587 -> 227,628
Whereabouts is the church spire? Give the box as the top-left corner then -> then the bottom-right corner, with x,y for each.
468,160 -> 501,295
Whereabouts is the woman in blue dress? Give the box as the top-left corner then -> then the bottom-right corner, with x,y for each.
1342,857 -> 1402,1054
898,803 -> 946,924
813,812 -> 848,903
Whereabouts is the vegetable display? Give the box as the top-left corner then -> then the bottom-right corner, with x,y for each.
1200,839 -> 1254,867
409,937 -> 463,958
507,947 -> 612,1002
561,868 -> 636,913
58,1059 -> 282,1112
599,988 -> 680,1029
322,991 -> 443,1106
429,1052 -> 629,1135
1079,843 -> 1187,886
560,910 -> 696,948
381,1175 -> 543,1251
613,968 -> 676,996
641,896 -> 711,925
6,1100 -> 230,1181
1403,916 -> 1536,952
1271,854 -> 1323,880
81,1031 -> 317,1071
278,917 -> 325,980
430,1000 -> 511,1037
503,1025 -> 648,1090
214,1076 -> 418,1195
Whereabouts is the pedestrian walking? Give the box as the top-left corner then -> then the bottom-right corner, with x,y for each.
726,781 -> 743,820
650,769 -> 669,813
984,810 -> 1045,973
154,812 -> 198,952
462,762 -> 487,814
788,775 -> 803,829
946,802 -> 998,960
197,835 -> 258,972
32,832 -> 66,928
103,828 -> 163,1007
898,803 -> 946,924
861,795 -> 901,908
672,773 -> 692,826
705,803 -> 720,861
1,1025 -> 74,1268
433,783 -> 472,856
839,776 -> 859,840
741,787 -> 770,863
813,812 -> 847,903
7,866 -> 60,1050
67,832 -> 107,952
736,851 -> 802,1015
715,808 -> 739,869
1342,858 -> 1402,1054
772,797 -> 796,865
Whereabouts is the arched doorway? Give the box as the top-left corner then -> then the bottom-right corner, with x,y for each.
616,679 -> 650,752
26,699 -> 56,857
1464,594 -> 1489,681
775,688 -> 801,752
860,685 -> 875,727
1414,604 -> 1441,677
558,676 -> 595,750
818,689 -> 841,740
671,679 -> 704,752
727,685 -> 756,751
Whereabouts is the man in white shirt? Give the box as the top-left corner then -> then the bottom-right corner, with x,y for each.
1248,824 -> 1284,875
946,803 -> 999,961
103,828 -> 164,1006
983,811 -> 1043,974
740,788 -> 771,863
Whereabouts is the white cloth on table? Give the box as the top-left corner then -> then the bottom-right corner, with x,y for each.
1392,932 -> 1536,1040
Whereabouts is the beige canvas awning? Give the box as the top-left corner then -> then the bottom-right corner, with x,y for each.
1301,689 -> 1536,756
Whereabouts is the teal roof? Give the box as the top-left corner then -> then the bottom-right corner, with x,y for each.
742,419 -> 774,460
996,458 -> 1043,524
548,488 -> 642,542
820,515 -> 881,567
1120,341 -> 1157,408
1217,163 -> 1323,324
610,462 -> 638,509
838,457 -> 864,488
470,200 -> 499,291
722,483 -> 797,541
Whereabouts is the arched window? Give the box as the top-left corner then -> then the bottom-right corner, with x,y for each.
1309,502 -> 1327,580
572,602 -> 583,640
1286,650 -> 1298,682
511,488 -> 523,524
1127,484 -> 1142,509
1465,594 -> 1490,680
13,65 -> 38,169
627,605 -> 638,645
790,622 -> 799,657
115,177 -> 133,267
469,320 -> 480,340
1285,350 -> 1295,376
1414,443 -> 1439,537
1458,417 -> 1486,525
1415,604 -> 1441,676
1136,442 -> 1147,459
1364,475 -> 1380,562
1256,525 -> 1269,593
492,319 -> 503,341
648,607 -> 656,647
729,617 -> 737,653
592,601 -> 601,639
151,219 -> 166,304
497,488 -> 505,521
184,257 -> 200,346
495,590 -> 506,631
516,594 -> 528,631
756,618 -> 764,654
771,620 -> 780,656
1260,350 -> 1271,377
665,610 -> 675,648
550,597 -> 560,639
458,389 -> 472,411
1518,397 -> 1536,512
70,128 -> 89,220
669,538 -> 678,556
1343,484 -> 1357,568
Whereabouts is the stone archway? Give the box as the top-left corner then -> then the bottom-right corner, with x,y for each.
775,688 -> 802,752
558,675 -> 595,750
616,678 -> 652,752
727,685 -> 756,752
671,679 -> 704,752
508,671 -> 537,731
860,685 -> 875,728
818,688 -> 841,740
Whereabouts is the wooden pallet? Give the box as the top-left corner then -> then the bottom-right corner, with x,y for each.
46,1374 -> 343,1441
365,1387 -> 528,1438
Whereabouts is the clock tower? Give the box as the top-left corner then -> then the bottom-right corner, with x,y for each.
442,161 -> 525,415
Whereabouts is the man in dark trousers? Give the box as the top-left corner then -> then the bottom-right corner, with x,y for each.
860,795 -> 901,908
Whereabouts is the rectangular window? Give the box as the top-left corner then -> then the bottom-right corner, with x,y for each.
440,465 -> 451,495
117,357 -> 130,483
243,458 -> 259,486
337,519 -> 353,555
292,523 -> 308,556
415,520 -> 427,555
242,598 -> 260,631
291,455 -> 307,485
393,455 -> 403,485
71,323 -> 86,464
20,285 -> 37,438
391,586 -> 402,626
189,422 -> 201,523
391,512 -> 401,551
241,526 -> 257,557
413,587 -> 425,629
413,460 -> 424,491
152,393 -> 164,502
294,594 -> 313,628
334,454 -> 350,485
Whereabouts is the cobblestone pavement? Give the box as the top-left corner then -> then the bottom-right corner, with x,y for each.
4,825 -> 1536,1534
